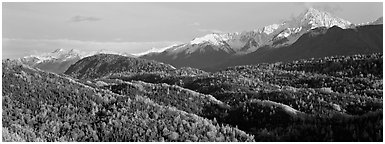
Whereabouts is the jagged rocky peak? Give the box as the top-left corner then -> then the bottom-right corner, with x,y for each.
187,8 -> 352,47
254,8 -> 351,36
142,7 -> 357,58
296,7 -> 352,29
259,24 -> 282,35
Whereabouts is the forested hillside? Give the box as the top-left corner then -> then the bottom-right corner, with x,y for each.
62,53 -> 382,141
2,60 -> 254,142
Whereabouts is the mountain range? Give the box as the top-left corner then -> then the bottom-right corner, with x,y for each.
141,8 -> 382,71
18,8 -> 382,73
215,24 -> 383,71
20,49 -> 134,73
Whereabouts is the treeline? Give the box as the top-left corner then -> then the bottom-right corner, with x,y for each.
278,53 -> 383,79
100,80 -> 228,116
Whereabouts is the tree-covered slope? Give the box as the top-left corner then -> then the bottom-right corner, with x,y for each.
2,60 -> 255,142
64,54 -> 176,79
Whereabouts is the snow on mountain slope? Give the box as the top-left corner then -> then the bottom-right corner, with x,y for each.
140,8 -> 383,70
266,8 -> 352,46
260,24 -> 282,35
296,8 -> 352,29
22,49 -> 79,64
20,49 -> 133,74
190,33 -> 233,45
145,8 -> 353,57
22,49 -> 131,64
132,44 -> 182,56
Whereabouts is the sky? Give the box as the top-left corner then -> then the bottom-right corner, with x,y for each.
2,2 -> 383,59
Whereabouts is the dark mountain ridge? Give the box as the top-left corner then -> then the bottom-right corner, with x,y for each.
64,54 -> 176,79
211,24 -> 383,71
141,45 -> 234,69
141,24 -> 382,72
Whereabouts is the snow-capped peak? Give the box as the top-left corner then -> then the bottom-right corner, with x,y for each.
271,8 -> 352,40
190,33 -> 233,45
132,43 -> 181,56
23,49 -> 126,64
260,24 -> 282,35
297,7 -> 352,29
154,8 -> 357,57
23,49 -> 82,63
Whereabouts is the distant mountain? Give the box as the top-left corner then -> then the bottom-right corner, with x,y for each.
132,44 -> 182,56
64,54 -> 176,79
217,24 -> 383,70
371,17 -> 383,25
356,17 -> 383,26
20,49 -> 82,74
141,8 -> 354,69
20,49 -> 134,74
142,8 -> 382,71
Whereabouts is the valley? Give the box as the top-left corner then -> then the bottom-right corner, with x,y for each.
3,53 -> 382,141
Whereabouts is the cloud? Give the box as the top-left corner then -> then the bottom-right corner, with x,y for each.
2,38 -> 182,59
197,29 -> 224,33
69,15 -> 101,22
